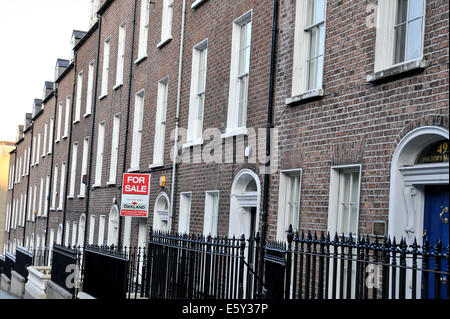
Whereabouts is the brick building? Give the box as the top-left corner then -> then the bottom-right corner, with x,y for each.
2,0 -> 448,267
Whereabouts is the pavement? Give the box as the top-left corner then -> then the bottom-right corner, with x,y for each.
0,289 -> 17,299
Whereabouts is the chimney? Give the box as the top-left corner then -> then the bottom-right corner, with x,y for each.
16,124 -> 24,142
43,81 -> 55,100
55,59 -> 70,81
32,99 -> 42,119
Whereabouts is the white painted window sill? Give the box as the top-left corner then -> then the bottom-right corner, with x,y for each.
182,139 -> 204,149
41,154 -> 46,158
134,55 -> 147,65
157,37 -> 172,49
149,163 -> 164,169
127,167 -> 140,173
92,184 -> 101,188
62,135 -> 68,140
106,181 -> 116,186
192,0 -> 208,9
221,128 -> 248,139
113,83 -> 123,90
47,152 -> 52,156
57,208 -> 63,211
366,59 -> 428,82
99,94 -> 108,101
73,120 -> 80,125
67,196 -> 74,199
77,195 -> 85,199
285,88 -> 324,105
83,112 -> 91,118
55,140 -> 60,144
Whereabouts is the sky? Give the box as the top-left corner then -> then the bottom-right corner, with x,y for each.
0,0 -> 92,142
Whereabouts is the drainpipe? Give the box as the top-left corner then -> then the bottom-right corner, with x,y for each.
7,150 -> 18,245
169,0 -> 187,231
61,53 -> 78,246
44,86 -> 59,252
22,119 -> 35,246
117,0 -> 138,248
258,0 -> 279,296
83,14 -> 103,248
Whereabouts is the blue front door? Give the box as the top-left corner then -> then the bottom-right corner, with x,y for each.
423,185 -> 449,299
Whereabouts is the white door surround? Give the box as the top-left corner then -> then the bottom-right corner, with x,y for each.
388,126 -> 449,244
107,205 -> 120,247
228,169 -> 261,239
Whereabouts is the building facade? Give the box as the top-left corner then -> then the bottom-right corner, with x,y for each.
2,0 -> 448,266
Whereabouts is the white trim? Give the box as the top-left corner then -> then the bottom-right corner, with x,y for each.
191,0 -> 207,9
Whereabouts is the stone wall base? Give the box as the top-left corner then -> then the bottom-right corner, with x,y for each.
46,280 -> 73,299
0,274 -> 11,293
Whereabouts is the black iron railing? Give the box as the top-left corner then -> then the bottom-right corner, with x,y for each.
0,254 -> 5,276
264,226 -> 449,299
14,246 -> 33,279
50,245 -> 83,298
146,229 -> 262,300
4,252 -> 15,280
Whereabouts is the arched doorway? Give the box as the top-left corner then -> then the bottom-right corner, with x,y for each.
153,193 -> 170,232
228,169 -> 261,298
228,169 -> 261,239
107,205 -> 120,247
388,126 -> 449,298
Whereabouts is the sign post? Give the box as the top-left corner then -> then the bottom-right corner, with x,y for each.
120,173 -> 151,217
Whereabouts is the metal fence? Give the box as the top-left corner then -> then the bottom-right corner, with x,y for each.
81,245 -> 147,299
4,252 -> 15,280
146,229 -> 261,300
0,254 -> 4,276
15,246 -> 33,279
50,245 -> 83,298
264,226 -> 449,299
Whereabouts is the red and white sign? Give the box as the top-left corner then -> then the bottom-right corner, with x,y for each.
121,173 -> 151,217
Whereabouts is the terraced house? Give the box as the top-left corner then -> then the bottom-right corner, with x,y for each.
1,0 -> 448,300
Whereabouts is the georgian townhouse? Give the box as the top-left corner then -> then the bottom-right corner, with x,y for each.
24,84 -> 57,262
5,112 -> 34,253
48,58 -> 75,249
269,0 -> 448,251
64,23 -> 99,250
0,141 -> 15,254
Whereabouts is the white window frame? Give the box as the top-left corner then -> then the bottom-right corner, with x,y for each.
94,122 -> 105,187
57,102 -> 63,142
74,71 -> 83,123
42,123 -> 48,157
35,133 -> 41,165
38,177 -> 44,217
186,39 -> 208,145
225,10 -> 252,136
327,164 -> 362,237
58,162 -> 66,210
203,191 -> 219,236
72,221 -> 78,247
291,0 -> 327,99
115,22 -> 127,88
65,221 -> 71,247
79,137 -> 89,197
108,113 -> 121,184
372,0 -> 426,73
85,60 -> 95,117
276,169 -> 303,241
178,192 -> 192,234
100,37 -> 111,98
158,0 -> 174,47
32,184 -> 37,222
98,215 -> 106,246
69,142 -> 78,197
31,136 -> 36,166
151,77 -> 168,168
51,165 -> 58,210
130,90 -> 144,171
44,175 -> 50,216
88,214 -> 96,245
63,96 -> 70,138
136,0 -> 150,62
48,118 -> 54,154
28,186 -> 33,221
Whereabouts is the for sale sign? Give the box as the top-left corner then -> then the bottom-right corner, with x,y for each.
121,173 -> 151,217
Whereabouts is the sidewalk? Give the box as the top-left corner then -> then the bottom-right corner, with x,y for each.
0,289 -> 17,299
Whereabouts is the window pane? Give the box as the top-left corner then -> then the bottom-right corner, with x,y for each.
394,24 -> 407,63
396,0 -> 408,24
315,0 -> 325,24
409,0 -> 423,20
238,75 -> 248,127
406,18 -> 422,61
